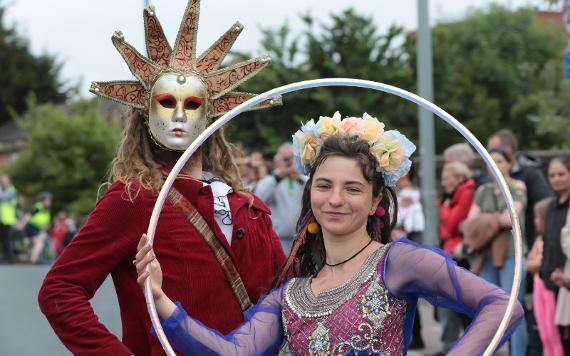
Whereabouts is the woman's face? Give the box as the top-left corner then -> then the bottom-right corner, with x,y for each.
311,156 -> 380,239
488,152 -> 512,178
441,166 -> 461,195
548,160 -> 570,195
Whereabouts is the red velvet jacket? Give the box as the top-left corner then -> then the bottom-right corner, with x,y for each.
38,178 -> 286,355
437,179 -> 475,255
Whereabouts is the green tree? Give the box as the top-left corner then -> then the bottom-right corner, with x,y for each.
229,5 -> 570,155
9,99 -> 119,215
227,9 -> 413,156
528,85 -> 570,148
0,4 -> 67,123
405,5 -> 568,151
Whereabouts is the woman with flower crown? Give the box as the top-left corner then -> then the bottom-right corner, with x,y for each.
135,112 -> 524,355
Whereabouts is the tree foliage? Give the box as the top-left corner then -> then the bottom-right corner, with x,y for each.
9,99 -> 119,215
227,5 -> 570,155
0,4 -> 66,123
227,9 -> 414,156
406,5 -> 568,150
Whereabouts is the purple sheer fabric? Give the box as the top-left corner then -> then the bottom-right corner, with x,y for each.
384,240 -> 524,355
158,240 -> 523,355
158,288 -> 285,355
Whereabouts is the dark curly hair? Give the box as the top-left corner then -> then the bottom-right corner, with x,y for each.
274,136 -> 398,286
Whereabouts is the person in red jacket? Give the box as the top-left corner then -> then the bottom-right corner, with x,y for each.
37,1 -> 285,355
435,161 -> 475,354
438,161 -> 475,257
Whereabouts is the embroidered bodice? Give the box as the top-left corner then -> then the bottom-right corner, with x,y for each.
283,244 -> 407,355
155,240 -> 524,356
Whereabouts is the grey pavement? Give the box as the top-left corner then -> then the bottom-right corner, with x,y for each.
0,265 -> 508,355
0,265 -> 121,356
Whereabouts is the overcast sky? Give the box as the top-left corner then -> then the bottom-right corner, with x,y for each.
5,0 -> 548,96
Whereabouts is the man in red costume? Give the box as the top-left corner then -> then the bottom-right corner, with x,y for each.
38,2 -> 285,355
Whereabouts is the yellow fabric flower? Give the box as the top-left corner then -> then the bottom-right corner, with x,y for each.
319,111 -> 341,139
356,113 -> 385,142
301,134 -> 320,165
370,133 -> 404,171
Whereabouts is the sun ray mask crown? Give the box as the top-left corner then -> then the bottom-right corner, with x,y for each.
90,0 -> 281,120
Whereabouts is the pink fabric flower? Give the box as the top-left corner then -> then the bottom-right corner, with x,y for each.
338,117 -> 361,137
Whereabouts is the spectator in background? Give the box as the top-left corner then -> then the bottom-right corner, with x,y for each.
435,161 -> 475,354
464,147 -> 528,356
540,157 -> 570,353
394,165 -> 424,243
20,192 -> 52,264
394,166 -> 425,350
61,212 -> 78,251
553,194 -> 570,348
444,143 -> 485,188
49,212 -> 68,256
488,130 -> 550,356
438,162 -> 475,258
0,175 -> 17,263
232,144 -> 255,190
249,151 -> 269,181
529,197 -> 562,356
255,143 -> 307,255
236,157 -> 254,190
488,129 -> 551,250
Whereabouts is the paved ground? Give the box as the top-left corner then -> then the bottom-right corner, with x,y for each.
0,265 -> 507,355
0,265 -> 121,355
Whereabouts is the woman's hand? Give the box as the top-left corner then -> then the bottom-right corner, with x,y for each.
551,268 -> 570,290
135,234 -> 164,300
135,234 -> 177,319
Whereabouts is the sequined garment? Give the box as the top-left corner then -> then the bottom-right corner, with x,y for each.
283,244 -> 408,355
156,240 -> 525,356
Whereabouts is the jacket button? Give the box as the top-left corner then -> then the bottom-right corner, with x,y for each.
236,228 -> 245,240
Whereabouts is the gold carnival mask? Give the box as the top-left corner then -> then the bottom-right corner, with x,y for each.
90,0 -> 281,151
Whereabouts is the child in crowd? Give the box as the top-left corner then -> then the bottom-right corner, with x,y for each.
530,197 -> 563,356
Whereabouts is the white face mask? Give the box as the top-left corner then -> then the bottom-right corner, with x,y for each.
148,73 -> 208,151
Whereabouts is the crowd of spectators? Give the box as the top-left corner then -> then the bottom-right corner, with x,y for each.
2,126 -> 569,355
0,177 -> 78,264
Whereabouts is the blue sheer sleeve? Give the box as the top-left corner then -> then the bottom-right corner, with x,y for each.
157,286 -> 285,356
383,240 -> 524,355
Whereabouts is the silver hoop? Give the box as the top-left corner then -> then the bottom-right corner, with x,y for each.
144,78 -> 522,356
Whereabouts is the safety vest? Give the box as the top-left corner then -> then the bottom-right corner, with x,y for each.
30,202 -> 51,230
0,185 -> 17,226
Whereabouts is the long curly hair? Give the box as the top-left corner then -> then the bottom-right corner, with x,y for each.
108,109 -> 245,199
274,136 -> 398,286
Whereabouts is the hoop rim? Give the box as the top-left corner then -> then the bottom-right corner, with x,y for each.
143,78 -> 522,356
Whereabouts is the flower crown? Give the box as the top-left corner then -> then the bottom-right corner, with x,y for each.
292,112 -> 416,186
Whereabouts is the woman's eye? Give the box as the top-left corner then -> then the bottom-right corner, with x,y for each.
316,185 -> 330,189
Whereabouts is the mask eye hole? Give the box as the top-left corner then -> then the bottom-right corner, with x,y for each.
159,99 -> 176,109
154,94 -> 177,109
184,96 -> 204,110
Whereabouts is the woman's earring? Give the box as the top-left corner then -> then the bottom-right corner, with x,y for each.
307,222 -> 320,234
375,206 -> 386,217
